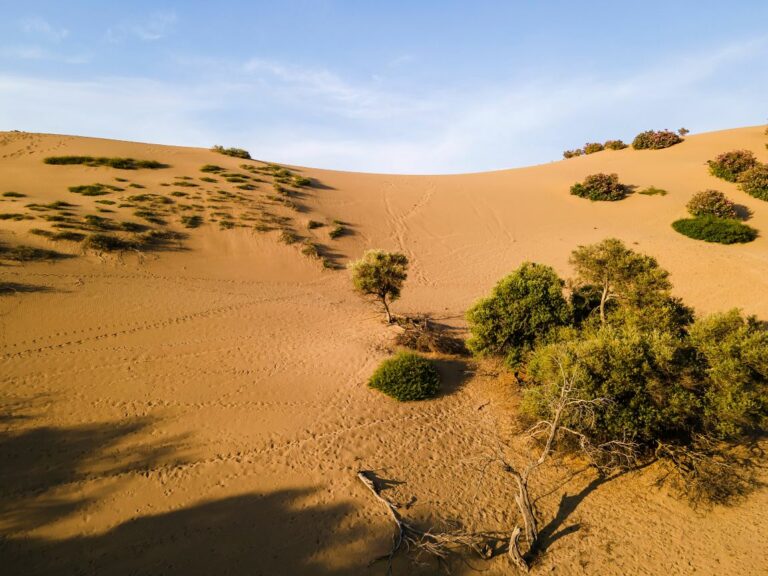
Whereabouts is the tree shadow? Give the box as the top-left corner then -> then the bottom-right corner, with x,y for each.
734,204 -> 753,221
1,488 -> 374,576
433,358 -> 471,397
0,402 -> 190,534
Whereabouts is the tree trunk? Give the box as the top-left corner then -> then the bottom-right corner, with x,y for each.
599,282 -> 609,325
381,297 -> 393,323
514,475 -> 538,547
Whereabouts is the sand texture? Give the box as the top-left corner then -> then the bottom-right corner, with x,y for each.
1,127 -> 767,575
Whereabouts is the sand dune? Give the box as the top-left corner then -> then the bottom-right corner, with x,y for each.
1,126 -> 767,575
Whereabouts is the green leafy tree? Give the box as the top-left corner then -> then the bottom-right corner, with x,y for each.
349,250 -> 409,323
466,262 -> 570,365
569,238 -> 671,324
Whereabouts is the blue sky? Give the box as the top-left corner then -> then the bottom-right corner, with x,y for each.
1,2 -> 767,173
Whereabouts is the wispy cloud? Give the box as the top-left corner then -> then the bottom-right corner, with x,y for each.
20,17 -> 69,42
106,11 -> 177,43
1,37 -> 766,173
0,45 -> 89,64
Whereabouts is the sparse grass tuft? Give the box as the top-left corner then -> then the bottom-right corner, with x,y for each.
2,191 -> 25,198
307,220 -> 324,229
329,223 -> 345,239
279,230 -> 300,244
0,213 -> 34,221
44,156 -> 168,169
181,215 -> 203,228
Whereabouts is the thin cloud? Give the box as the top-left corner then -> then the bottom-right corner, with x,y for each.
106,11 -> 177,43
20,17 -> 69,42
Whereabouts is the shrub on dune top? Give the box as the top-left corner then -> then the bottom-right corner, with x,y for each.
604,139 -> 628,150
632,130 -> 683,150
738,164 -> 768,201
570,173 -> 630,201
211,145 -> 251,160
686,190 -> 738,219
562,149 -> 583,159
707,150 -> 758,182
672,216 -> 757,244
583,142 -> 604,154
368,351 -> 441,401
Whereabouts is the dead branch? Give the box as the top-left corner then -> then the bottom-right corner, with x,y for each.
357,470 -> 504,574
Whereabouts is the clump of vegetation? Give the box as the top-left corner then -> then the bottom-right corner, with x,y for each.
570,173 -> 630,201
672,216 -> 757,244
604,139 -> 628,150
200,176 -> 218,183
562,149 -> 583,159
2,191 -> 25,198
0,213 -> 34,221
738,164 -> 768,201
293,176 -> 312,187
43,156 -> 168,169
632,129 -> 683,150
466,262 -> 570,366
219,220 -> 236,230
707,150 -> 759,182
638,186 -> 667,196
583,142 -> 604,154
30,229 -> 86,242
300,240 -> 321,259
68,183 -> 123,196
278,230 -> 300,245
134,210 -> 167,225
686,190 -> 738,219
83,234 -> 136,252
181,215 -> 203,228
329,223 -> 345,238
307,220 -> 324,229
349,250 -> 409,323
368,351 -> 440,401
211,145 -> 251,159
460,239 -> 768,569
200,164 -> 224,173
0,243 -> 68,262
678,127 -> 690,136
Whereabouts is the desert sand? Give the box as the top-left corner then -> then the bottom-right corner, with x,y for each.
1,126 -> 767,575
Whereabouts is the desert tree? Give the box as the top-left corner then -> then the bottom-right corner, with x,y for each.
569,238 -> 671,324
349,249 -> 409,323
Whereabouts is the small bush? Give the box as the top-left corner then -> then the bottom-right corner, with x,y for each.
583,142 -> 604,155
738,164 -> 768,201
200,176 -> 218,183
687,190 -> 738,219
293,176 -> 312,187
307,220 -> 324,229
638,186 -> 667,196
368,352 -> 440,401
211,146 -> 251,159
52,231 -> 86,242
68,184 -> 110,196
134,210 -> 167,225
0,243 -> 67,261
570,173 -> 630,201
329,223 -> 345,238
2,191 -> 25,198
563,149 -> 583,159
632,130 -> 683,150
44,156 -> 168,169
301,240 -> 321,259
678,127 -> 690,136
181,215 -> 203,228
672,217 -> 757,244
707,150 -> 758,182
604,139 -> 628,150
200,164 -> 224,173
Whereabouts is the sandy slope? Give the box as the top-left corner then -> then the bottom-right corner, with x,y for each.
1,127 -> 767,575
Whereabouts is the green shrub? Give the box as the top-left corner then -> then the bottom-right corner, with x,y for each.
672,216 -> 757,244
2,191 -> 25,198
368,352 -> 440,401
466,262 -> 570,366
638,186 -> 667,196
632,130 -> 683,150
279,230 -> 299,244
0,213 -> 34,221
570,173 -> 630,201
43,156 -> 168,169
563,149 -> 583,159
707,150 -> 758,182
134,210 -> 167,225
738,164 -> 768,201
200,164 -> 224,173
583,142 -> 604,154
686,190 -> 738,218
211,145 -> 251,159
301,240 -> 321,259
329,223 -> 345,239
307,220 -> 324,229
68,184 -> 110,196
293,176 -> 312,187
604,139 -> 628,150
678,127 -> 690,136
